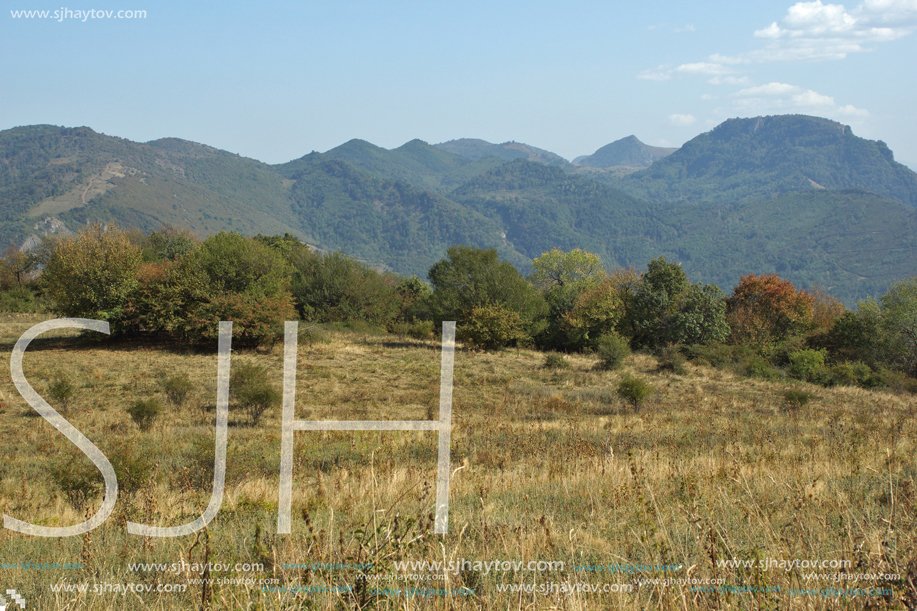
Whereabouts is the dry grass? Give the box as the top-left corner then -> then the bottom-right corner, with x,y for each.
0,312 -> 915,609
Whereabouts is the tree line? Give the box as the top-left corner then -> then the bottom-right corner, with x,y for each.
2,225 -> 916,391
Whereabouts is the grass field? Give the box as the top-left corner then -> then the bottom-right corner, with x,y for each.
0,312 -> 915,609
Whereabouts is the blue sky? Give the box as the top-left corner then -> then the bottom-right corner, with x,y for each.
2,0 -> 916,168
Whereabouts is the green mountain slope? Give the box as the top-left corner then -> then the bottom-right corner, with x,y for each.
616,115 -> 917,206
285,158 -> 529,274
3,120 -> 917,306
0,125 -> 301,247
435,138 -> 569,167
275,139 -> 507,195
648,189 -> 917,303
448,159 -> 670,268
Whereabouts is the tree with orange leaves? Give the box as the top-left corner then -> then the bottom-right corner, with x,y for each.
727,273 -> 815,352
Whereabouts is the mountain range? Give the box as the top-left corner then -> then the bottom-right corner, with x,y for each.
1,114 -> 915,305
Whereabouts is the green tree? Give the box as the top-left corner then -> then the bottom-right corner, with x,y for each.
530,248 -> 606,350
879,277 -> 917,375
529,248 -> 604,291
560,268 -> 638,349
290,251 -> 403,327
670,283 -> 731,346
427,245 -> 546,326
141,226 -> 199,262
628,257 -> 689,349
42,225 -> 142,326
186,231 -> 291,297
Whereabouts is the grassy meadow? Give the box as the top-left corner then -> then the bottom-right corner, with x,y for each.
0,312 -> 915,609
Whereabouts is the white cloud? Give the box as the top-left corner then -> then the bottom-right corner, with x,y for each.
639,61 -> 733,81
735,81 -> 800,95
674,24 -> 697,32
729,81 -> 869,117
674,62 -> 732,75
792,89 -> 836,106
708,75 -> 751,85
637,66 -> 672,81
750,0 -> 917,61
669,114 -> 697,126
701,93 -> 720,100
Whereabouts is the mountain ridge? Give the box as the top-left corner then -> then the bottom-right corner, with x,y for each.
3,115 -> 917,305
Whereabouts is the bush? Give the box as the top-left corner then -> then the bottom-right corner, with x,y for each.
543,353 -> 570,370
230,362 -> 282,426
47,374 -> 75,413
826,361 -> 877,388
459,303 -> 528,350
0,285 -> 46,313
617,375 -> 654,410
50,458 -> 102,510
161,373 -> 193,407
788,349 -> 828,383
657,344 -> 687,375
874,368 -> 917,394
126,398 -> 162,431
186,291 -> 297,348
596,332 -> 630,370
784,388 -> 814,412
107,440 -> 155,494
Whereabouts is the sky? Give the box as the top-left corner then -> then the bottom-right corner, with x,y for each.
2,0 -> 916,169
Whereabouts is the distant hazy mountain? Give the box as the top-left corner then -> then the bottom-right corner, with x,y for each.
615,115 -> 917,206
434,138 -> 569,167
573,135 -> 677,168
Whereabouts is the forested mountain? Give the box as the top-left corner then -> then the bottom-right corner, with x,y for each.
276,139 -> 507,195
434,138 -> 569,167
613,115 -> 917,206
2,115 -> 916,305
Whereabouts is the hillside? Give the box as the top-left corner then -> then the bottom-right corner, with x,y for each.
276,139 -> 507,195
614,115 -> 917,206
3,118 -> 917,305
434,138 -> 569,167
283,157 -> 530,275
0,125 -> 301,248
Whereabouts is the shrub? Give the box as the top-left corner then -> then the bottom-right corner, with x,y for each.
657,344 -> 687,375
389,319 -> 435,341
50,458 -> 101,510
826,361 -> 877,388
127,398 -> 162,431
405,320 -> 434,341
788,349 -> 828,383
230,362 -> 282,426
47,374 -> 75,413
107,440 -> 155,494
186,291 -> 297,348
874,368 -> 917,394
784,388 -> 814,412
161,372 -> 193,407
596,332 -> 630,370
459,303 -> 528,350
0,285 -> 46,313
543,353 -> 570,370
617,374 -> 654,410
